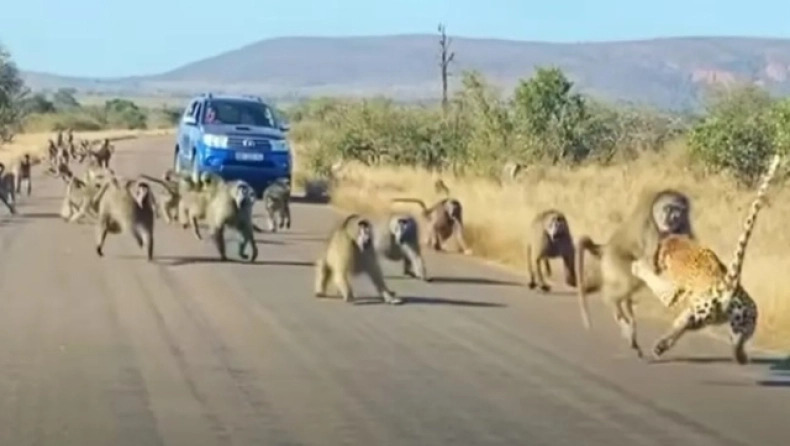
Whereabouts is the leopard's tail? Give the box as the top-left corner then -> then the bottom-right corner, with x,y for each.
720,154 -> 782,302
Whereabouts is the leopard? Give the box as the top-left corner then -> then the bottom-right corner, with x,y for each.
630,154 -> 782,364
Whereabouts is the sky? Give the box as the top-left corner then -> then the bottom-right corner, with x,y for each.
1,0 -> 789,78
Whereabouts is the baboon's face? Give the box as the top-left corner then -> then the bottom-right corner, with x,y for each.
546,215 -> 569,241
135,183 -> 153,207
355,221 -> 373,250
653,194 -> 690,235
445,199 -> 463,223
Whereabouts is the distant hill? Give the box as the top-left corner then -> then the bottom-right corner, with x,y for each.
21,34 -> 790,110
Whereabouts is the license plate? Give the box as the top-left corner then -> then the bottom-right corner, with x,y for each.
235,152 -> 264,162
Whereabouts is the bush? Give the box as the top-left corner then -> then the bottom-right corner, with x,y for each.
290,66 -> 686,180
688,85 -> 780,185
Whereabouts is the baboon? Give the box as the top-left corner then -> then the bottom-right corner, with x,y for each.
502,161 -> 524,182
574,188 -> 694,358
192,176 -> 259,262
11,153 -> 32,196
526,209 -> 576,292
91,138 -> 114,168
93,177 -> 156,261
434,178 -> 450,197
55,130 -> 64,147
140,169 -> 190,224
0,162 -> 17,214
261,178 -> 291,232
66,128 -> 74,145
60,172 -> 106,222
315,213 -> 402,304
47,139 -> 59,164
391,197 -> 472,255
374,213 -> 428,281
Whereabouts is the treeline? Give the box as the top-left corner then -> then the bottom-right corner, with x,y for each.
287,67 -> 790,187
1,43 -> 179,140
20,89 -> 181,132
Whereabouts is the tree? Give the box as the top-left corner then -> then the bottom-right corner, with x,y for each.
512,67 -> 590,162
437,23 -> 455,114
0,44 -> 28,142
52,88 -> 80,110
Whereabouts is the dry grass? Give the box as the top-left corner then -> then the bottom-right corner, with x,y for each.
320,142 -> 790,351
0,128 -> 174,164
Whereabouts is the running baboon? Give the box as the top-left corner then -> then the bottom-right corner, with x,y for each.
0,162 -> 17,214
11,153 -> 32,196
315,213 -> 403,304
93,177 -> 156,261
0,162 -> 17,205
261,178 -> 291,232
60,173 -> 106,222
526,209 -> 576,292
91,139 -> 114,168
374,213 -> 428,281
434,179 -> 450,197
198,177 -> 258,262
575,188 -> 694,358
391,197 -> 472,254
140,169 -> 191,224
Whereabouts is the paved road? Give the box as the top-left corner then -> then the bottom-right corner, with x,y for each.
0,136 -> 787,446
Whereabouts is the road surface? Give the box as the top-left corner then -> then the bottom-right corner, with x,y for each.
0,136 -> 787,446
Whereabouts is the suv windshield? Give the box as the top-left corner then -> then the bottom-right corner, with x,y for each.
203,99 -> 277,128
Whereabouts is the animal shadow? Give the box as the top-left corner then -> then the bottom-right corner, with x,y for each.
155,255 -> 313,268
427,275 -> 522,287
20,211 -> 62,219
350,296 -> 505,308
651,354 -> 790,387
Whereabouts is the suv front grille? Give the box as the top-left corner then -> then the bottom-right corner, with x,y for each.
227,137 -> 273,150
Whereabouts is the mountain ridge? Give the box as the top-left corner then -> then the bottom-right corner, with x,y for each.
20,34 -> 790,110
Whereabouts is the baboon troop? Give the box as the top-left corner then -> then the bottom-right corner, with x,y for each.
1,129 -> 784,369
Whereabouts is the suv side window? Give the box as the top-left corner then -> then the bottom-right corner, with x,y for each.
184,100 -> 199,120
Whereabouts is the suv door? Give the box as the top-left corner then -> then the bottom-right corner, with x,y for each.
177,100 -> 198,167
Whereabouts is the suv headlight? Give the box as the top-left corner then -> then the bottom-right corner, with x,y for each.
203,134 -> 228,148
270,140 -> 290,152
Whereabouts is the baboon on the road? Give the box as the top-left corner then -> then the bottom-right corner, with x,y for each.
0,162 -> 17,214
575,188 -> 694,358
374,213 -> 428,281
315,214 -> 402,304
11,153 -> 32,196
92,177 -> 156,261
526,209 -> 576,292
91,139 -> 114,168
391,197 -> 472,255
261,178 -> 291,232
188,175 -> 259,262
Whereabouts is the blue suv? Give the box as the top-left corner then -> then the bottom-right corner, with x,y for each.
174,93 -> 292,197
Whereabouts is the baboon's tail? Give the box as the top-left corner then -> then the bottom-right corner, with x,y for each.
575,235 -> 602,330
140,174 -> 177,196
721,154 -> 782,298
391,198 -> 428,213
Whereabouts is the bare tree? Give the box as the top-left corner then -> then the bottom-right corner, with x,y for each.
437,23 -> 455,114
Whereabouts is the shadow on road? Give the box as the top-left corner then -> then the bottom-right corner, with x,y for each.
652,354 -> 790,387
19,211 -> 62,219
427,275 -> 523,287
349,296 -> 506,308
154,255 -> 314,268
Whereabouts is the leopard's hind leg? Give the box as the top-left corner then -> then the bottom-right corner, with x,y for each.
727,298 -> 757,365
